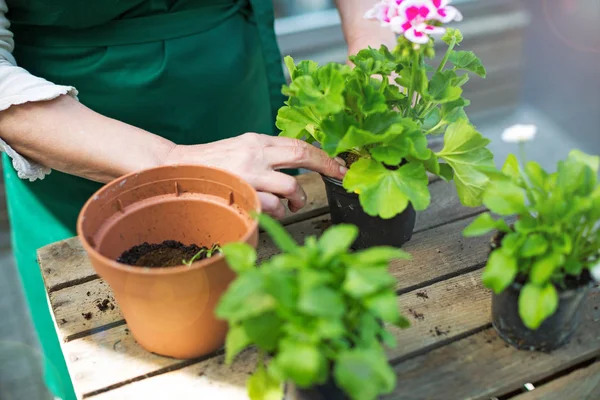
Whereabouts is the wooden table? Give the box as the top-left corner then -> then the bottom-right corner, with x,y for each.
38,172 -> 600,400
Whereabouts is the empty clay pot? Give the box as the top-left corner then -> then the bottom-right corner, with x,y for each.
77,165 -> 260,359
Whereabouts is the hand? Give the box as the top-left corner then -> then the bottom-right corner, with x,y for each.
164,133 -> 348,219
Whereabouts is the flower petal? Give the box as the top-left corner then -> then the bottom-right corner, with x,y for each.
404,27 -> 430,44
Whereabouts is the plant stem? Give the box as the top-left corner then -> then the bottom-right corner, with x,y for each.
436,37 -> 456,74
405,50 -> 420,118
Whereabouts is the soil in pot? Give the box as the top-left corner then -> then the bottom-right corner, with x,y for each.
116,241 -> 220,268
490,232 -> 593,352
323,153 -> 416,250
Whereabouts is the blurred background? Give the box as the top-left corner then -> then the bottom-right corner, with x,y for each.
1,0 -> 599,398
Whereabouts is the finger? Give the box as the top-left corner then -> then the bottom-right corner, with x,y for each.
263,144 -> 348,180
254,172 -> 307,212
257,192 -> 285,220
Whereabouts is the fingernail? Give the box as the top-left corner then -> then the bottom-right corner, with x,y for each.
340,166 -> 348,175
334,157 -> 346,167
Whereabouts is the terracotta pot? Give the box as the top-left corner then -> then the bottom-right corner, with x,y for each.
77,165 -> 260,359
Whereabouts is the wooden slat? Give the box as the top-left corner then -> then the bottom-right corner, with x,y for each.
38,172 -> 329,292
89,349 -> 257,400
50,279 -> 122,342
511,360 -> 600,400
385,289 -> 600,400
389,270 -> 489,361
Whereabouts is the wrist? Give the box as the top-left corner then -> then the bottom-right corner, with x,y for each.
347,31 -> 397,56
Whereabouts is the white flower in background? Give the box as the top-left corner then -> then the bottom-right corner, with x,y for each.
591,262 -> 600,283
365,0 -> 462,44
501,124 -> 538,143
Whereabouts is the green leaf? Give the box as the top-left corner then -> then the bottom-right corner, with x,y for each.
243,312 -> 283,352
285,71 -> 344,115
334,348 -> 396,400
500,232 -> 522,255
502,154 -> 521,180
343,159 -> 430,218
449,51 -> 487,78
440,98 -> 470,126
273,341 -> 327,388
530,252 -> 563,284
321,112 -> 405,157
482,249 -> 517,294
436,121 -> 494,206
284,56 -> 297,78
568,149 -> 599,173
519,283 -> 558,330
343,266 -> 397,298
483,181 -> 526,216
352,247 -> 411,265
525,161 -> 547,189
364,291 -> 402,325
247,364 -> 284,400
318,224 -> 359,262
319,112 -> 357,156
463,212 -> 510,237
520,234 -> 549,258
299,285 -> 345,318
222,243 -> 256,273
427,71 -> 463,103
358,84 -> 388,116
216,271 -> 275,323
370,144 -> 407,166
276,105 -> 318,139
423,107 -> 441,131
257,213 -> 298,253
350,46 -> 396,76
225,324 -> 251,364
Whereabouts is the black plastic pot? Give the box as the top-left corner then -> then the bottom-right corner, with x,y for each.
321,175 -> 416,250
492,280 -> 592,352
285,379 -> 348,400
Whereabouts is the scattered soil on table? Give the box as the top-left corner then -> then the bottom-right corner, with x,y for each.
430,326 -> 449,336
117,240 -> 220,268
96,298 -> 115,312
408,308 -> 425,321
82,312 -> 93,320
86,291 -> 91,296
416,291 -> 429,300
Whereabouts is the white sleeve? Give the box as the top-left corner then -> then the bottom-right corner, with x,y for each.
0,0 -> 78,181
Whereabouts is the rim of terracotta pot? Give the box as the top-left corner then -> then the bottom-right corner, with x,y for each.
76,164 -> 260,276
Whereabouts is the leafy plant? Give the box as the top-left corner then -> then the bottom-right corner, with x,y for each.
276,27 -> 494,218
216,214 -> 410,400
182,244 -> 221,266
464,140 -> 600,329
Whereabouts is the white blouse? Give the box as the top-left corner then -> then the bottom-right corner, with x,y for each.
0,0 -> 78,181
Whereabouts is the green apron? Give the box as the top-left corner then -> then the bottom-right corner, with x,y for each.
4,1 -> 285,398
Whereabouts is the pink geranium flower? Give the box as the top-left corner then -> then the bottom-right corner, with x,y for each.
365,0 -> 462,44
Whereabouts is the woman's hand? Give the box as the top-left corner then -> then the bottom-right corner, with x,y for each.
164,133 -> 348,219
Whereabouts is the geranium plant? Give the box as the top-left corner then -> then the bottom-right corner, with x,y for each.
216,214 -> 410,400
276,0 -> 494,218
464,129 -> 600,330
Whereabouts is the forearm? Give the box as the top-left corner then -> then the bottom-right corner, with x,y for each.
0,95 -> 175,183
335,0 -> 397,54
